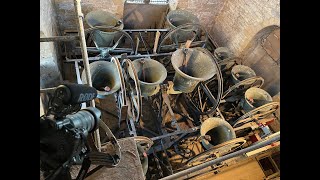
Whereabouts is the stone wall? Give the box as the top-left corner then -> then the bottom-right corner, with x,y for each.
52,0 -> 280,56
40,0 -> 62,88
54,0 -> 126,31
40,0 -> 63,114
53,0 -> 225,33
176,0 -> 226,32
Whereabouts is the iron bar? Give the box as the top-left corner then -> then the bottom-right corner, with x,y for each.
43,28 -> 218,49
124,29 -> 169,32
65,52 -> 174,62
149,133 -> 191,153
139,32 -> 150,55
65,28 -> 169,35
40,87 -> 56,93
138,126 -> 160,137
74,47 -> 142,53
199,82 -> 217,109
40,35 -> 79,42
159,132 -> 280,180
151,126 -> 200,141
207,32 -> 219,49
159,41 -> 206,49
74,61 -> 87,109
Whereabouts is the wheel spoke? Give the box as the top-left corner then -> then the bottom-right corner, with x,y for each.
112,34 -> 124,49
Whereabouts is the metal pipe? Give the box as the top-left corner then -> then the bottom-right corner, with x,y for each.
74,61 -> 87,109
80,47 -> 132,51
73,0 -> 101,151
158,41 -> 206,49
40,35 -> 79,42
63,28 -> 169,34
160,132 -> 280,180
151,126 -> 199,141
40,87 -> 56,93
139,126 -> 159,137
124,52 -> 173,59
66,56 -> 102,62
124,29 -> 169,32
65,52 -> 174,62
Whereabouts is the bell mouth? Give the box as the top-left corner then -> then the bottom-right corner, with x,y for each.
200,118 -> 236,150
81,61 -> 121,98
214,47 -> 233,61
166,10 -> 199,28
171,48 -> 216,81
244,87 -> 272,108
85,10 -> 123,32
129,58 -> 167,85
231,65 -> 256,83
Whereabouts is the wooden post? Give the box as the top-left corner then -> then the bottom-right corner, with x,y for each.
73,0 -> 101,151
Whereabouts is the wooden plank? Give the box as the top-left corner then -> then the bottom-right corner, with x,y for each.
246,141 -> 280,157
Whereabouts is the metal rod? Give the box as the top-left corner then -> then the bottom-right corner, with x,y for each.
74,61 -> 83,84
207,32 -> 219,49
139,32 -> 150,55
160,41 -> 206,49
125,29 -> 169,32
78,47 -> 132,51
138,126 -> 159,137
66,56 -> 102,62
65,28 -> 169,34
160,132 -> 280,180
74,61 -> 87,109
199,82 -> 217,108
40,35 -> 79,42
40,87 -> 56,93
73,47 -> 136,54
65,52 -> 174,62
73,0 -> 101,151
151,126 -> 199,141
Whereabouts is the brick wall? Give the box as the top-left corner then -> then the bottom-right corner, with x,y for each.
54,0 -> 125,32
52,0 -> 280,56
54,0 -> 225,34
210,0 -> 280,56
176,0 -> 226,32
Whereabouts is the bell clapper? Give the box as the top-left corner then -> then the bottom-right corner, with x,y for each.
181,40 -> 193,74
139,60 -> 146,82
104,86 -> 111,92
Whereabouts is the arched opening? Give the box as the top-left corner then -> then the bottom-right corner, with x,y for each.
241,25 -> 280,97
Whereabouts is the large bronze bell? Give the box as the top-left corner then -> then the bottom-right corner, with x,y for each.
214,47 -> 233,61
200,118 -> 236,150
128,58 -> 167,97
81,61 -> 121,99
241,87 -> 273,113
85,10 -> 123,47
166,10 -> 200,42
231,65 -> 256,84
171,48 -> 216,93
